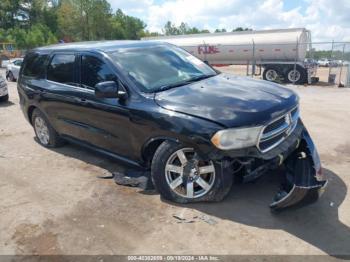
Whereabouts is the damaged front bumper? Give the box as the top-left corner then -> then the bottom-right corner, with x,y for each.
269,127 -> 328,211
205,120 -> 328,210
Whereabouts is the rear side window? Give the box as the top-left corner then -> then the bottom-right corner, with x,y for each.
47,54 -> 76,85
22,53 -> 48,78
81,55 -> 117,88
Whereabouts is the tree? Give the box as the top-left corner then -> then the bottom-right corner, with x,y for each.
163,21 -> 210,35
163,21 -> 180,35
232,27 -> 252,32
0,0 -> 153,49
57,0 -> 113,41
110,9 -> 146,40
141,30 -> 161,38
57,0 -> 81,40
215,28 -> 227,33
0,0 -> 28,30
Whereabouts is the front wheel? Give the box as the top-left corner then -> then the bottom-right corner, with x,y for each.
151,141 -> 233,203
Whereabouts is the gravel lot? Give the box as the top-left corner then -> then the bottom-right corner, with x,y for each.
0,68 -> 350,258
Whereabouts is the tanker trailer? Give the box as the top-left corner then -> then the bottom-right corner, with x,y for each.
142,28 -> 316,84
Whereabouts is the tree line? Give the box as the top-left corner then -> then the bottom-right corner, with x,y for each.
162,21 -> 251,35
308,50 -> 350,61
0,0 -> 252,49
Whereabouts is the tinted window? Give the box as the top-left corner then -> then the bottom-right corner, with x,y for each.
22,53 -> 48,77
81,55 -> 117,88
47,54 -> 76,84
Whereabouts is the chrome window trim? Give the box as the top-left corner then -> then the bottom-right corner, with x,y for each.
46,79 -> 94,94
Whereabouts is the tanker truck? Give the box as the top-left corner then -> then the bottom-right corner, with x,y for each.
142,28 -> 316,84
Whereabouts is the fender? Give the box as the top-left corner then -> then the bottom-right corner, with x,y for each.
141,135 -> 210,165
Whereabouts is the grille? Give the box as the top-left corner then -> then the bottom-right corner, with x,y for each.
259,132 -> 285,151
263,116 -> 287,134
258,107 -> 299,152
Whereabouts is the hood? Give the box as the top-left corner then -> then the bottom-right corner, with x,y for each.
154,74 -> 299,128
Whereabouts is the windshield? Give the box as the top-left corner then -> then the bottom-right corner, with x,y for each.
110,45 -> 217,92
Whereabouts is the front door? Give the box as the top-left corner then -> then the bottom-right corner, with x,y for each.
72,53 -> 134,159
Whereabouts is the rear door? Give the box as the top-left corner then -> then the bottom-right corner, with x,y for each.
42,52 -> 88,138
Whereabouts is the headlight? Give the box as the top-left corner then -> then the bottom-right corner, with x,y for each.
211,126 -> 263,150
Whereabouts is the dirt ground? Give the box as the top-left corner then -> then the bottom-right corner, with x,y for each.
0,67 -> 350,258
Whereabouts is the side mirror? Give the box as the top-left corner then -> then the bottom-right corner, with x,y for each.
94,81 -> 127,99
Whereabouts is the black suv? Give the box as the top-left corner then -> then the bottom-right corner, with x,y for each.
18,41 -> 327,210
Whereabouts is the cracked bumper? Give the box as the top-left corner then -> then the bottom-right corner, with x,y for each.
269,127 -> 328,210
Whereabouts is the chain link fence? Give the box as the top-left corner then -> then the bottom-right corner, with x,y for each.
212,41 -> 350,87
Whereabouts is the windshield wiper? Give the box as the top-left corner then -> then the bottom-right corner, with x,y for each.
156,74 -> 217,92
157,81 -> 190,92
187,74 -> 216,83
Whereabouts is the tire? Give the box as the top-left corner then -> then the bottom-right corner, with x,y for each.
263,68 -> 280,82
0,94 -> 9,102
151,140 -> 233,203
285,67 -> 307,84
8,71 -> 15,82
31,109 -> 65,148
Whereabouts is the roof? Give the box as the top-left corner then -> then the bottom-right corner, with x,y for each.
34,40 -> 167,53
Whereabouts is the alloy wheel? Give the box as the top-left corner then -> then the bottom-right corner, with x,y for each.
34,116 -> 50,145
165,148 -> 215,199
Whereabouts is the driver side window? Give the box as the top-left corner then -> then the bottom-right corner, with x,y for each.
81,55 -> 118,89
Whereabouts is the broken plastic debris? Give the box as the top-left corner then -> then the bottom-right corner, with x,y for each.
172,212 -> 218,225
172,215 -> 195,223
198,214 -> 218,225
97,170 -> 154,190
172,209 -> 194,223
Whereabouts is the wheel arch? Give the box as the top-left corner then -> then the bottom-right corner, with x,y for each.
141,136 -> 179,167
27,105 -> 38,125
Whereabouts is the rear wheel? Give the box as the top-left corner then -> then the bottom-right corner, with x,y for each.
32,109 -> 65,148
151,141 -> 233,203
263,68 -> 279,82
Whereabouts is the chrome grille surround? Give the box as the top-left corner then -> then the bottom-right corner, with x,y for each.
257,106 -> 299,153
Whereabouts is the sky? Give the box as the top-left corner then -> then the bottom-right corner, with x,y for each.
108,0 -> 350,43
